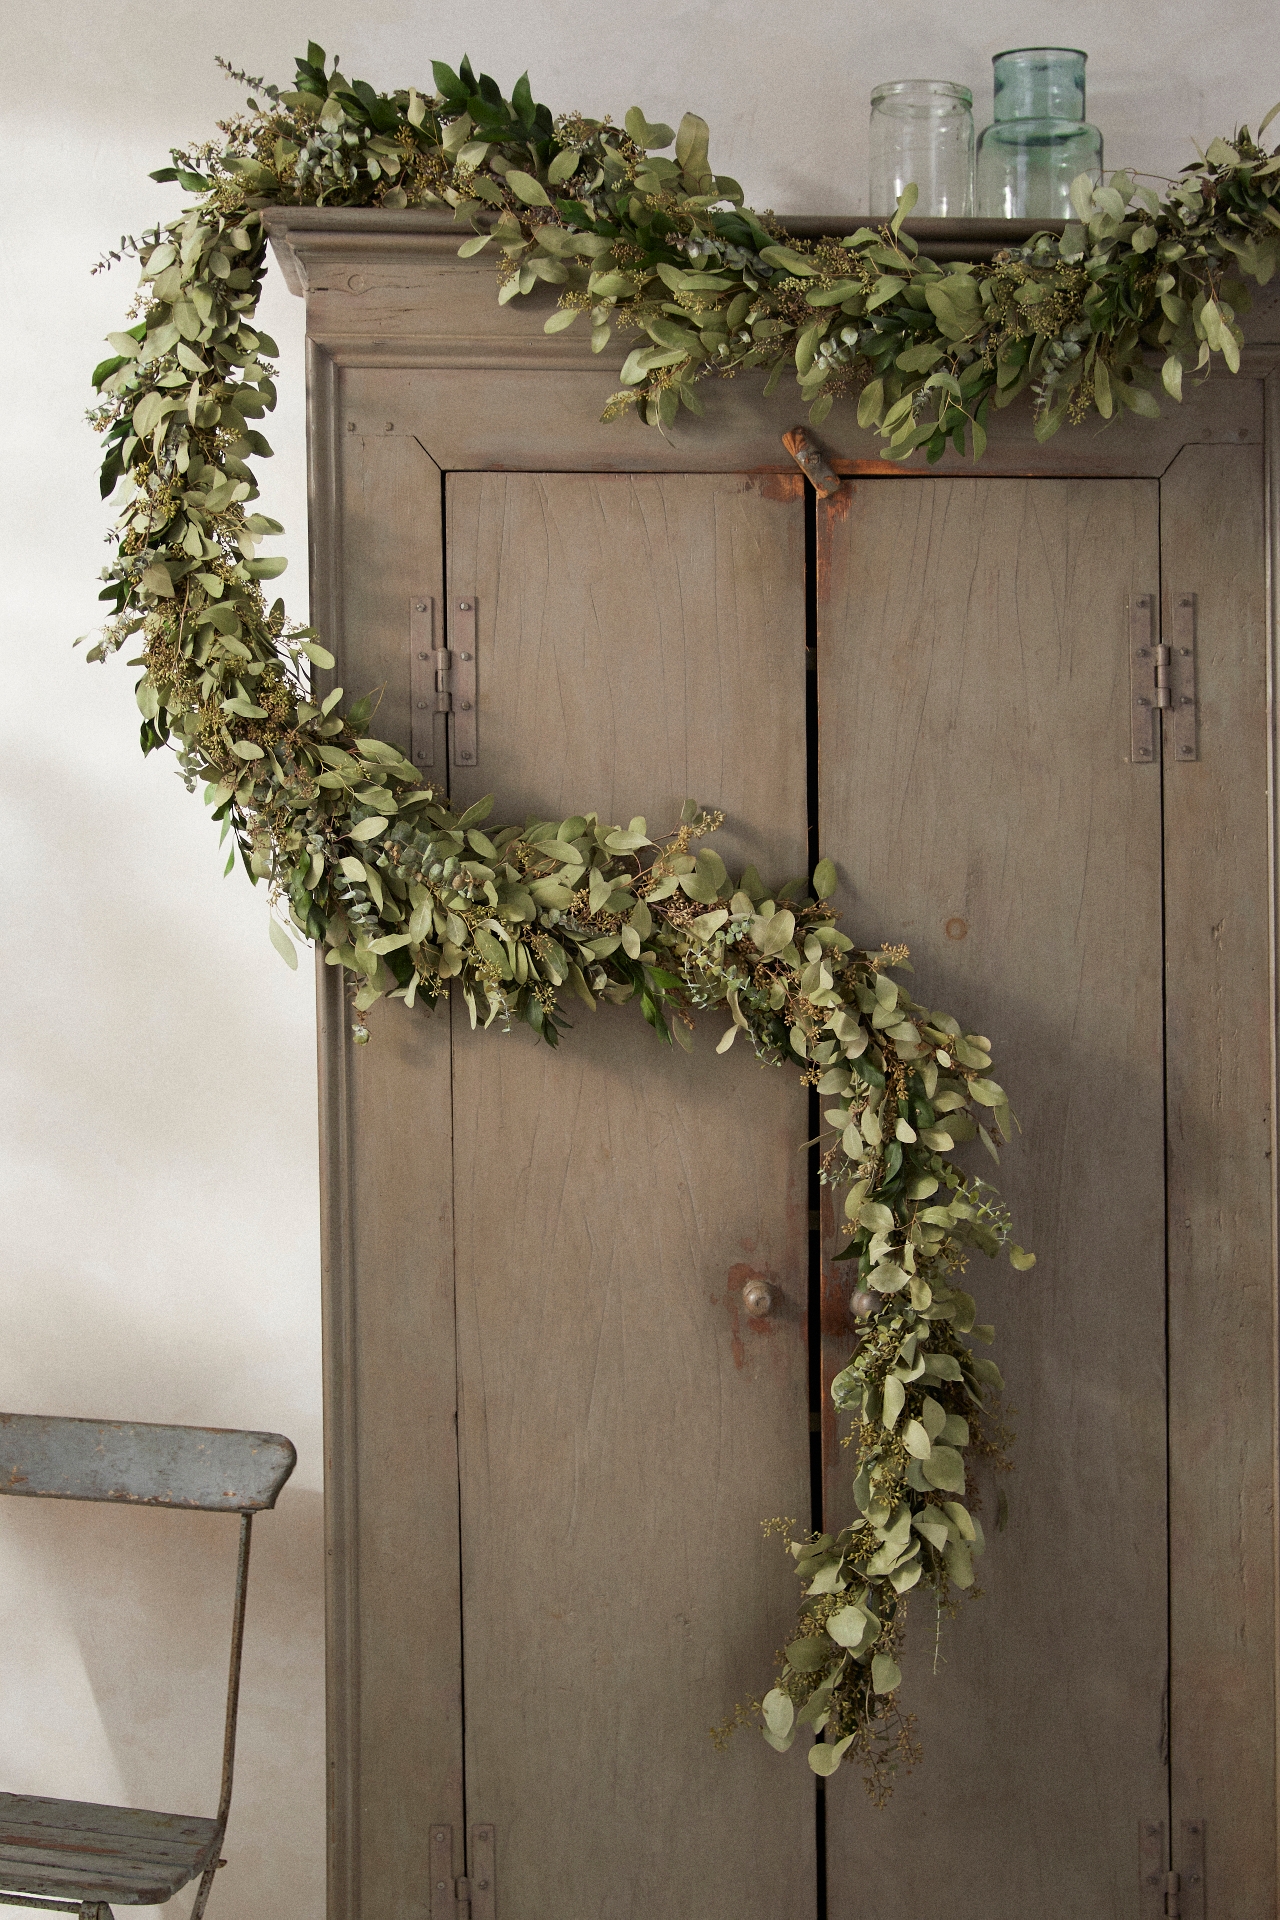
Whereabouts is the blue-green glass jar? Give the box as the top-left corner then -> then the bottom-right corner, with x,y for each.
976,48 -> 1103,219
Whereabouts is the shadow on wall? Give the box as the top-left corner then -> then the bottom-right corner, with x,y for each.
0,1484 -> 324,1920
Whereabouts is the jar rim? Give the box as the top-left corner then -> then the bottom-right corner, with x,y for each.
991,46 -> 1088,62
870,79 -> 974,105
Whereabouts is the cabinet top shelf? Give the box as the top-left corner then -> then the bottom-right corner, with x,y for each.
262,206 -> 1064,266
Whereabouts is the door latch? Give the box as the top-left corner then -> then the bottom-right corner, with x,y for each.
409,597 -> 478,771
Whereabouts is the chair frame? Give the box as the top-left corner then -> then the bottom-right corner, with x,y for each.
0,1413 -> 295,1919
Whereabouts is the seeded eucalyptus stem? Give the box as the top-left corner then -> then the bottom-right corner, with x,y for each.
88,42 -> 1277,1798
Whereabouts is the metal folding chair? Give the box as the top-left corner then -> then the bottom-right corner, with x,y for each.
0,1412 -> 296,1920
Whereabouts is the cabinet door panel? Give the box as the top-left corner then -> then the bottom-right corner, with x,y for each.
817,478 -> 1167,1917
1162,444 -> 1276,1917
446,472 -> 815,1919
323,422 -> 464,1920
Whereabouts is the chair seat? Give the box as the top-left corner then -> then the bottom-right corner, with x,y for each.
0,1792 -> 221,1905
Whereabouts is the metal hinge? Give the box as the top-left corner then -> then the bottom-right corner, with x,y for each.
1139,1818 -> 1205,1920
429,1823 -> 495,1920
410,597 -> 478,770
1129,591 -> 1198,764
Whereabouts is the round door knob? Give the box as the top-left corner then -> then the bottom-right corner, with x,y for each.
849,1287 -> 879,1320
742,1279 -> 774,1318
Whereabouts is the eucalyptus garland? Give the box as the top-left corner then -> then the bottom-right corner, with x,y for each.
84,43 -> 1279,1798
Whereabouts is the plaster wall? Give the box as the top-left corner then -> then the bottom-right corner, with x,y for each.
1,4 -> 1273,1916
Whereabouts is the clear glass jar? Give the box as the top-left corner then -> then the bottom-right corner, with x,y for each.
869,80 -> 974,218
976,48 -> 1103,219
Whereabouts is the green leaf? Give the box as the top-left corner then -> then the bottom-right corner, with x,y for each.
871,1652 -> 902,1694
881,1375 -> 905,1430
827,1604 -> 871,1650
762,1687 -> 795,1739
349,815 -> 389,841
812,857 -> 837,899
759,243 -> 819,277
231,740 -> 264,760
624,106 -> 675,150
945,1536 -> 974,1587
1009,1244 -> 1037,1271
269,918 -> 299,969
808,1734 -> 854,1776
786,1636 -> 830,1673
968,1077 -> 1005,1107
857,378 -> 885,429
758,910 -> 796,956
1093,357 -> 1113,419
547,148 -> 581,185
675,110 -> 711,185
921,1445 -> 966,1493
890,182 -> 918,233
505,170 -> 552,208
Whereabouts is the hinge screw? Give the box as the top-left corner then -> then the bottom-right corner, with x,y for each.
459,600 -> 472,611
460,651 -> 473,661
459,751 -> 473,761
416,602 -> 427,612
418,651 -> 429,660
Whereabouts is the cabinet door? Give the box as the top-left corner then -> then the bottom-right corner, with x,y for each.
446,472 -> 816,1919
817,478 -> 1168,1916
1162,444 -> 1275,1916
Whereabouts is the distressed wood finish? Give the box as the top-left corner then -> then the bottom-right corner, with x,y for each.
445,473 -> 815,1919
817,478 -> 1168,1916
284,217 -> 1280,1920
1162,443 -> 1277,1916
313,415 -> 465,1919
267,207 -> 1279,480
0,1794 -> 221,1904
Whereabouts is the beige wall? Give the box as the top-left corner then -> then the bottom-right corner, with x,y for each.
2,3 -> 1272,1915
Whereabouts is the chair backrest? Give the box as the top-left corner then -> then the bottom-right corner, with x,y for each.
0,1413 -> 295,1512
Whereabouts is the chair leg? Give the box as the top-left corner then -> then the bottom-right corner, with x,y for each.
188,1858 -> 222,1920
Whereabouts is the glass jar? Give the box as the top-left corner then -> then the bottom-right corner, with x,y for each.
869,80 -> 974,218
976,48 -> 1103,219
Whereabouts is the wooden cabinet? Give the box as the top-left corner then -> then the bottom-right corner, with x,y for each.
268,210 -> 1280,1920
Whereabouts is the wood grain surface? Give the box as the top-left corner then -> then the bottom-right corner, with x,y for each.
817,478 -> 1169,1917
319,425 -> 466,1920
1162,444 -> 1277,1916
446,472 -> 816,1919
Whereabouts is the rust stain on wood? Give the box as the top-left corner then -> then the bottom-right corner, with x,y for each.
750,470 -> 805,503
724,1264 -> 780,1367
782,427 -> 840,497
